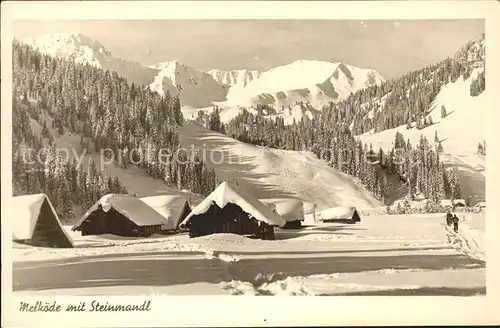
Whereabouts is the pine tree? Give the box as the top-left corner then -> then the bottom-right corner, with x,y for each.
60,180 -> 76,223
416,118 -> 424,130
449,165 -> 462,199
394,131 -> 406,149
172,96 -> 183,126
477,142 -> 484,155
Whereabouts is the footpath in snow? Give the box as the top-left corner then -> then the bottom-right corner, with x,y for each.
443,213 -> 485,262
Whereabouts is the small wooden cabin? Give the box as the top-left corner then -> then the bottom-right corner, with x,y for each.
12,194 -> 73,248
72,194 -> 167,237
440,199 -> 467,209
140,194 -> 192,231
259,198 -> 305,229
179,182 -> 286,240
318,206 -> 361,224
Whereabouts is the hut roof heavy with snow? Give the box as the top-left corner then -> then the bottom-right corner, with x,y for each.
72,194 -> 167,237
474,201 -> 486,210
140,195 -> 191,230
259,198 -> 305,229
179,182 -> 286,240
318,206 -> 361,224
12,194 -> 73,248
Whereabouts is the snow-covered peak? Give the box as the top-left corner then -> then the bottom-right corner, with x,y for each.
224,59 -> 384,108
22,32 -> 159,86
149,59 -> 229,107
23,32 -> 111,67
454,37 -> 485,69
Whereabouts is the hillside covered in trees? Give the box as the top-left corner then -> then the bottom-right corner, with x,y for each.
220,37 -> 485,206
12,41 -> 218,221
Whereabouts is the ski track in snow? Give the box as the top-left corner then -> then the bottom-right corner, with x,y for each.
443,221 -> 485,262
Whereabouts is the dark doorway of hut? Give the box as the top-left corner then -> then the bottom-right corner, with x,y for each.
186,203 -> 276,240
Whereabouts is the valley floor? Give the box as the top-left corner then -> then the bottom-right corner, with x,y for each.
12,213 -> 485,296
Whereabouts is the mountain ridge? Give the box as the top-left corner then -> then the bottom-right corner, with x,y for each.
22,33 -> 384,110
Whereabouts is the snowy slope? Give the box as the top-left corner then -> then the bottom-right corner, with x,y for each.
224,60 -> 384,108
208,69 -> 260,87
267,104 -> 320,126
181,103 -> 319,126
149,61 -> 229,107
179,122 -> 383,210
24,33 -> 158,86
357,71 -> 486,202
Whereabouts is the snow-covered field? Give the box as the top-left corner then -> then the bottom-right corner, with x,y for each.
13,212 -> 485,296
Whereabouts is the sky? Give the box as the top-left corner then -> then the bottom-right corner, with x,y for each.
13,19 -> 484,79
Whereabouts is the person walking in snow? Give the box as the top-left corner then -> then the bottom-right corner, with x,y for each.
452,214 -> 459,233
446,211 -> 453,226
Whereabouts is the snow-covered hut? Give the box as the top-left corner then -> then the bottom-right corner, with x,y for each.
179,182 -> 286,240
140,195 -> 191,231
12,194 -> 73,248
259,198 -> 305,229
318,206 -> 361,224
72,194 -> 167,237
302,201 -> 318,226
440,199 -> 467,209
473,201 -> 486,212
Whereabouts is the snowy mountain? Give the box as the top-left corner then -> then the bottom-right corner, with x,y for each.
149,61 -> 230,108
224,60 -> 384,108
208,69 -> 261,87
22,33 -> 384,112
23,33 -> 232,108
24,33 -> 158,86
